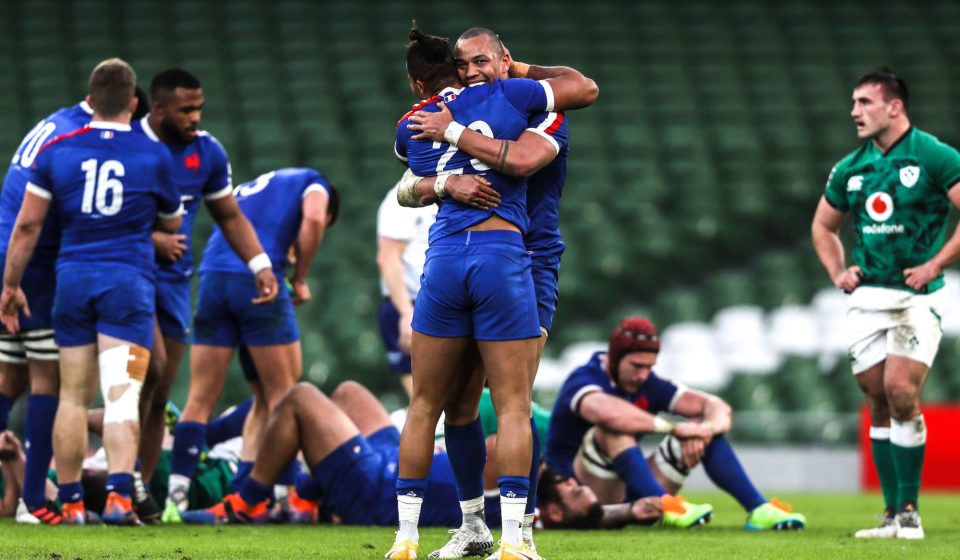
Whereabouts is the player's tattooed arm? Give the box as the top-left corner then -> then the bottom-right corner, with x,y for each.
408,102 -> 557,177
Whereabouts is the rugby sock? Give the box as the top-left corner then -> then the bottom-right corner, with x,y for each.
444,418 -> 486,526
522,513 -> 535,545
22,394 -> 57,508
498,476 -> 529,548
701,435 -> 765,512
106,472 -> 134,499
171,421 -> 207,478
396,478 -> 427,543
59,481 -> 84,505
526,418 -> 541,517
890,415 -> 926,510
206,399 -> 252,447
239,477 -> 273,506
231,461 -> 254,493
0,392 -> 12,432
611,447 -> 667,498
869,426 -> 898,512
276,459 -> 301,486
297,471 -> 323,501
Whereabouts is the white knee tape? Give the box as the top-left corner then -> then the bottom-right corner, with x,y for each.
577,426 -> 620,480
652,435 -> 691,485
890,415 -> 926,448
100,345 -> 142,424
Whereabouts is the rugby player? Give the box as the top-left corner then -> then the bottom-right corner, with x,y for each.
162,167 -> 338,522
388,24 -> 597,560
134,68 -> 278,523
811,68 -> 960,540
546,317 -> 806,531
0,58 -> 183,525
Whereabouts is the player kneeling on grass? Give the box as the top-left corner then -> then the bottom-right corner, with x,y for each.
544,317 -> 806,531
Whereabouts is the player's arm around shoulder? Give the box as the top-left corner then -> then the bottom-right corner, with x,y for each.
519,63 -> 599,111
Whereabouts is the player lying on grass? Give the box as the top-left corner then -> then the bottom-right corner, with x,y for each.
545,316 -> 807,531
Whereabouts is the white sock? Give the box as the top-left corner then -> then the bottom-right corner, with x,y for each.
460,496 -> 485,529
522,513 -> 535,545
168,474 -> 191,509
397,494 -> 423,543
500,495 -> 526,547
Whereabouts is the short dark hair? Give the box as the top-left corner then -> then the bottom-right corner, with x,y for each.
151,68 -> 202,101
132,85 -> 150,120
537,468 -> 604,529
325,183 -> 340,227
406,21 -> 457,93
855,67 -> 909,110
457,27 -> 504,59
88,58 -> 136,118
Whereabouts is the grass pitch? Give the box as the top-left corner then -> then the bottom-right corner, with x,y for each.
1,492 -> 958,559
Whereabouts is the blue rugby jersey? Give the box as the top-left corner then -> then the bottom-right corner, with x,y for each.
135,116 -> 232,280
0,101 -> 93,265
544,352 -> 683,475
27,122 -> 182,273
395,78 -> 554,243
525,111 -> 569,258
199,168 -> 330,275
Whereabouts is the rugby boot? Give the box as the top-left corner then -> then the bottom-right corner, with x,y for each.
896,504 -> 924,540
16,499 -> 62,525
854,508 -> 898,539
385,537 -> 419,560
133,471 -> 161,524
661,494 -> 713,528
102,492 -> 141,526
286,487 -> 319,524
485,542 -> 541,560
61,501 -> 101,525
745,498 -> 806,531
180,492 -> 269,525
161,484 -> 188,523
429,523 -> 495,558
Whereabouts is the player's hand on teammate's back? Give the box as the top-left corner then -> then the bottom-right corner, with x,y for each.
251,269 -> 279,304
444,175 -> 501,210
0,285 -> 30,333
408,102 -> 454,142
832,265 -> 863,293
291,279 -> 311,306
152,231 -> 188,262
903,261 -> 941,291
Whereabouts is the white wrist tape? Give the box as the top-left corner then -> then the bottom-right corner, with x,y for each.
397,168 -> 425,207
443,122 -> 466,147
434,174 -> 450,199
652,416 -> 675,434
247,253 -> 271,275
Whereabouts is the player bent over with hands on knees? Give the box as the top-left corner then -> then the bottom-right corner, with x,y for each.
1,58 -> 184,525
811,68 -> 960,540
388,23 -> 596,560
545,317 -> 806,532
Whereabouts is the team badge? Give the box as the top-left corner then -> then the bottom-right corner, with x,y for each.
847,175 -> 863,191
866,192 -> 894,222
900,166 -> 920,188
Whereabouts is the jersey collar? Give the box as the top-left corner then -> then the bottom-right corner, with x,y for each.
89,121 -> 131,132
79,100 -> 94,115
881,126 -> 913,156
139,114 -> 161,142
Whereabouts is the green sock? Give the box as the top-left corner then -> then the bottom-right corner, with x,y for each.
871,437 -> 898,512
891,442 -> 925,510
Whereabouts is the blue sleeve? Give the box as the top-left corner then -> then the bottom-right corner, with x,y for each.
204,136 -> 232,197
395,120 -> 412,162
557,367 -> 605,416
643,373 -> 680,414
155,150 -> 182,216
303,171 -> 331,197
501,78 -> 550,116
27,147 -> 53,196
527,112 -> 568,153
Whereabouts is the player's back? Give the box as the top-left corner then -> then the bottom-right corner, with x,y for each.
396,79 -> 552,243
199,167 -> 330,275
0,101 -> 93,264
30,122 -> 180,274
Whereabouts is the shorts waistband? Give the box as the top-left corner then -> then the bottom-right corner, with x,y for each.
433,230 -> 524,247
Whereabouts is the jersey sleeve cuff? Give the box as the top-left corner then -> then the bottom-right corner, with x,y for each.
667,384 -> 688,413
204,184 -> 233,201
526,128 -> 561,154
158,203 -> 184,220
538,80 -> 556,112
25,182 -> 52,200
571,384 -> 603,414
394,143 -> 408,163
302,183 -> 330,200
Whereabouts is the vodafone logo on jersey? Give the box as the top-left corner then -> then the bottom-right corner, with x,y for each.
866,192 -> 894,222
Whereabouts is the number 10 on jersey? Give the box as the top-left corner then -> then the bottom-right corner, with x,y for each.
80,158 -> 124,216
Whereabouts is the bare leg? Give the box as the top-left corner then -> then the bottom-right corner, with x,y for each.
857,362 -> 889,426
180,345 -> 234,423
0,360 -> 28,405
140,329 -> 185,482
98,334 -> 150,475
883,356 -> 928,420
331,380 -> 393,437
240,342 -> 301,462
54,344 -> 98,484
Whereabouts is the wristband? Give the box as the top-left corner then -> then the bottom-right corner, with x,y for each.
247,253 -> 271,275
443,122 -> 466,147
511,61 -> 530,78
434,174 -> 450,199
652,416 -> 675,434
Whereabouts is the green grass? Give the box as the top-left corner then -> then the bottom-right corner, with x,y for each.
1,493 -> 959,559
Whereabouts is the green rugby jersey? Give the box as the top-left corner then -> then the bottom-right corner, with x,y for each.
824,127 -> 960,293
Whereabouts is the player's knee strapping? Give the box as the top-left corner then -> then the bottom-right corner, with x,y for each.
24,329 -> 58,361
577,426 -> 619,480
100,344 -> 150,424
652,435 -> 691,485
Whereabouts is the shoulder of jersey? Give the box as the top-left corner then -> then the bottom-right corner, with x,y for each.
397,95 -> 441,126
